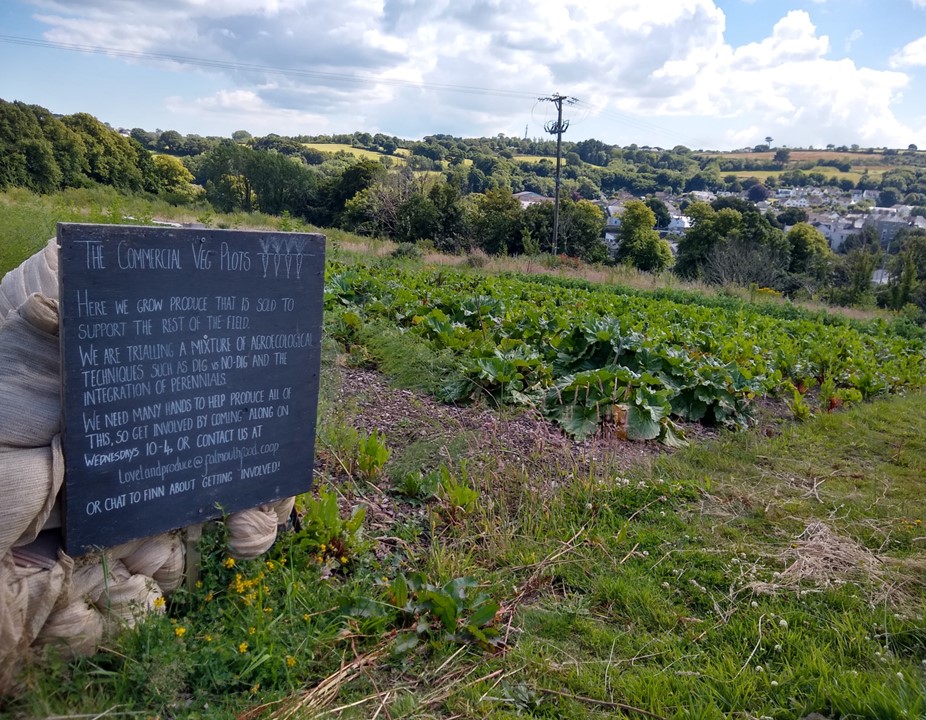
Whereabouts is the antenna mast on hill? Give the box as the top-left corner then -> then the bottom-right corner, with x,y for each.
539,93 -> 578,255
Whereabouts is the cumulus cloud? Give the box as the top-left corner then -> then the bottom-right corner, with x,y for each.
891,35 -> 926,67
19,0 -> 924,147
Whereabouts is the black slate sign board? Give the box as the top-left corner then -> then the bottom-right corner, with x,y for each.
58,223 -> 325,554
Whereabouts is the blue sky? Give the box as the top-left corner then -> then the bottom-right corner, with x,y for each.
1,0 -> 925,150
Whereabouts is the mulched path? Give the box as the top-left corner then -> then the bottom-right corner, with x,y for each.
329,365 -> 718,480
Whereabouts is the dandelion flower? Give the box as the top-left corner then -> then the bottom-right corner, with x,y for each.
174,627 -> 187,638
224,557 -> 236,569
340,556 -> 348,564
153,596 -> 166,610
249,627 -> 256,635
286,656 -> 296,668
239,642 -> 249,653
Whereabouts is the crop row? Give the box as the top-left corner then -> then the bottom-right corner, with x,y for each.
324,264 -> 926,442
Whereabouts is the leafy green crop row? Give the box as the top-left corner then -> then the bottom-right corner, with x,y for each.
324,264 -> 926,441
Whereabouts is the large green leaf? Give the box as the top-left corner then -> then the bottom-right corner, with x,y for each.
627,403 -> 661,440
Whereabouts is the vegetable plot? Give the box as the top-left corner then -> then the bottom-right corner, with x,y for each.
325,264 -> 926,442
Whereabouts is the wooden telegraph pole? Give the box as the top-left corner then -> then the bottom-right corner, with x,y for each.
539,93 -> 578,256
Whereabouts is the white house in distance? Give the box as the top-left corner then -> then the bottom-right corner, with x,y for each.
512,191 -> 551,209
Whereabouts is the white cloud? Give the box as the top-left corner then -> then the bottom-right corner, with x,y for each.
19,1 -> 925,147
165,89 -> 332,135
891,35 -> 926,67
845,29 -> 863,53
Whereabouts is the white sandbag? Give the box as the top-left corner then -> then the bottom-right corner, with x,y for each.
226,505 -> 278,559
107,538 -> 146,562
271,496 -> 296,525
99,574 -> 163,628
0,268 -> 27,322
122,534 -> 176,578
151,539 -> 185,594
13,551 -> 73,642
0,553 -> 29,694
0,550 -> 71,693
0,444 -> 62,558
12,437 -> 65,549
0,295 -> 61,448
35,599 -> 104,658
0,239 -> 59,324
69,562 -> 107,606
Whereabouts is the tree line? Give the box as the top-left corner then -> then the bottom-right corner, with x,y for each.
2,99 -> 926,320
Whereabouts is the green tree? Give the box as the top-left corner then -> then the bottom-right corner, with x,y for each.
878,187 -> 903,207
201,139 -> 256,212
645,196 -> 671,229
676,202 -> 741,278
773,148 -> 791,165
62,112 -> 145,191
153,154 -> 196,197
559,199 -> 608,262
786,222 -> 830,276
470,188 -> 522,255
615,200 -> 672,272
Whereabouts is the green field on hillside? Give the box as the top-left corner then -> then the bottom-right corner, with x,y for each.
2,195 -> 925,720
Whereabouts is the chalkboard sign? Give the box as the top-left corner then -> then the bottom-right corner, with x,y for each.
58,224 -> 325,554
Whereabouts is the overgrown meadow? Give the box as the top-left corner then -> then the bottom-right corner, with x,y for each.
2,189 -> 925,719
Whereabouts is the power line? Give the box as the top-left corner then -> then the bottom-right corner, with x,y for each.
1,33 -> 717,150
0,34 -> 538,101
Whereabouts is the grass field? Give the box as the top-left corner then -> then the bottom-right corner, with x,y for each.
514,154 -> 556,164
3,221 -> 925,718
728,168 -> 872,183
304,143 -> 408,163
699,150 -> 890,165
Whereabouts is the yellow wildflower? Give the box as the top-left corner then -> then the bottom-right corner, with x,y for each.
303,613 -> 310,621
263,606 -> 272,614
205,634 -> 212,642
205,591 -> 214,602
320,544 -> 327,553
195,580 -> 203,589
224,557 -> 236,569
153,596 -> 166,609
174,627 -> 187,638
340,556 -> 348,565
265,560 -> 275,571
286,656 -> 296,668
250,683 -> 260,694
249,626 -> 256,635
239,642 -> 249,653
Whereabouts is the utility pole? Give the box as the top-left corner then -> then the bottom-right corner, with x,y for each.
539,93 -> 578,255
